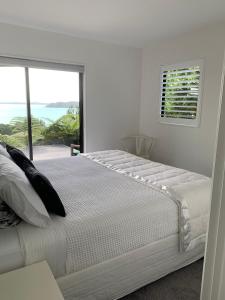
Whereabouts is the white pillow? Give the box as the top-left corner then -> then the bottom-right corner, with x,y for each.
0,144 -> 11,159
0,154 -> 50,227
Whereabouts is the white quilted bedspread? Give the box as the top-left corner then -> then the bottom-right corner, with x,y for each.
17,150 -> 211,277
84,150 -> 211,252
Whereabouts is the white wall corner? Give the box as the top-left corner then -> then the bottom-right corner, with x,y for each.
201,48 -> 225,300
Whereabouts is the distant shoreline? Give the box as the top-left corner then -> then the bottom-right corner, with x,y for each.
0,101 -> 79,108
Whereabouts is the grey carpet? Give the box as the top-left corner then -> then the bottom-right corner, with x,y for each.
121,259 -> 203,300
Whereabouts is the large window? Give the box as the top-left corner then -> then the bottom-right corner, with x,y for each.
0,57 -> 84,160
160,60 -> 203,127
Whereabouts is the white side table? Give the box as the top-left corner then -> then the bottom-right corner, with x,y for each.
0,261 -> 64,300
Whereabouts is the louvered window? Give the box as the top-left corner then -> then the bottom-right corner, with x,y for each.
160,61 -> 203,126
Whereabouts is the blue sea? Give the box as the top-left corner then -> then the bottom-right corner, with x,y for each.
0,104 -> 78,124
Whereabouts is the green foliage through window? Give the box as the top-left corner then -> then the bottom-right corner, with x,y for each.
161,65 -> 201,120
0,109 -> 80,149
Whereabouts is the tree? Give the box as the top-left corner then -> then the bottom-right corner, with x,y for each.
0,111 -> 80,149
0,124 -> 13,135
10,116 -> 46,145
43,112 -> 80,145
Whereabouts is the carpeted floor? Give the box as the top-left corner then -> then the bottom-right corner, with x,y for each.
121,259 -> 203,300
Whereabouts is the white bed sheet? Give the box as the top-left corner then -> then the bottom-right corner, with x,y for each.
17,155 -> 179,277
0,228 -> 24,273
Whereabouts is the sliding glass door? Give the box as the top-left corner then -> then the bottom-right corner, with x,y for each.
0,66 -> 29,151
0,58 -> 84,160
29,68 -> 81,160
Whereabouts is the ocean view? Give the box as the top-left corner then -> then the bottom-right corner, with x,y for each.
0,69 -> 81,153
0,103 -> 78,124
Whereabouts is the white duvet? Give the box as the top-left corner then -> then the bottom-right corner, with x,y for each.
84,150 -> 211,252
17,150 -> 211,278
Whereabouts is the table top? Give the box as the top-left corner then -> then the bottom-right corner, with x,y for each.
0,261 -> 64,300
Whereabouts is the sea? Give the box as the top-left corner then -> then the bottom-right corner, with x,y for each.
0,104 -> 78,125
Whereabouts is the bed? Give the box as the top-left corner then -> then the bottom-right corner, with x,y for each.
0,150 -> 211,300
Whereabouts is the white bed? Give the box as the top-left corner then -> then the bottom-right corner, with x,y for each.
0,150 -> 211,299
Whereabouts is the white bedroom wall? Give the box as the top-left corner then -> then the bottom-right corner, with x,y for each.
140,23 -> 225,176
0,23 -> 141,152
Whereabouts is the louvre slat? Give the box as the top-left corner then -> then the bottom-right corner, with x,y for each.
163,90 -> 198,94
162,85 -> 198,89
162,95 -> 198,99
161,115 -> 196,119
162,74 -> 200,80
163,68 -> 200,75
162,79 -> 199,85
161,109 -> 196,113
161,105 -> 197,109
161,100 -> 198,103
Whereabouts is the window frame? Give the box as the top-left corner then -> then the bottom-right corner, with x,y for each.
159,60 -> 204,127
0,56 -> 84,159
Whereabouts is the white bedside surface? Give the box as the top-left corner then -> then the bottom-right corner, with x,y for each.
0,261 -> 64,300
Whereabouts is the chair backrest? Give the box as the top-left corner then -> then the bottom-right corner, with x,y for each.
121,135 -> 155,159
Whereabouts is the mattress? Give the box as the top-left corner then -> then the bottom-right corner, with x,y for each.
0,150 -> 211,299
57,234 -> 205,300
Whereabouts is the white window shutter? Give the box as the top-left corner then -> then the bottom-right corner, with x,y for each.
160,61 -> 203,127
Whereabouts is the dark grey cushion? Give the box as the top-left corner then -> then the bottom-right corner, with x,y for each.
24,166 -> 66,217
6,144 -> 35,169
6,144 -> 66,217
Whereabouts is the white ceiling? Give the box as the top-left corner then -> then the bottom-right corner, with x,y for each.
0,0 -> 224,47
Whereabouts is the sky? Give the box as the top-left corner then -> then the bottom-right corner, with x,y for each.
0,67 -> 79,103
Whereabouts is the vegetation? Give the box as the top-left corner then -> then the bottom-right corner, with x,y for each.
0,107 -> 80,149
42,109 -> 80,145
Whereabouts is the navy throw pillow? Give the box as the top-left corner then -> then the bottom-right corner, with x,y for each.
6,144 -> 35,169
24,166 -> 66,217
6,144 -> 66,217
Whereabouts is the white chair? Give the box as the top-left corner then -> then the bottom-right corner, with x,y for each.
121,135 -> 155,160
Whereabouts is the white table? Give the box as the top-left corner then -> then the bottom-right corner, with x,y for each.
0,261 -> 64,300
